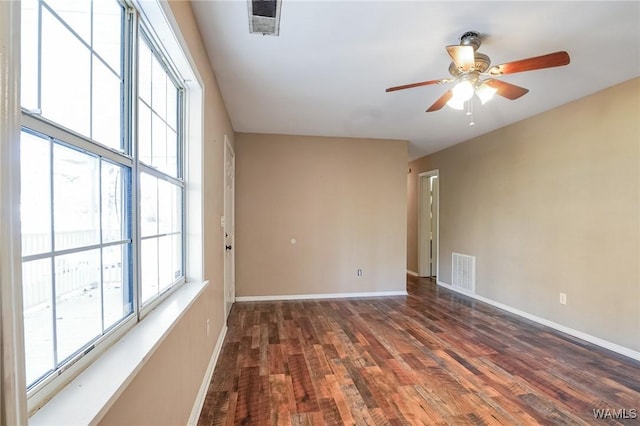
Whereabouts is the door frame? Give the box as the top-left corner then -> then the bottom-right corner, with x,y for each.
223,135 -> 235,318
418,170 -> 439,278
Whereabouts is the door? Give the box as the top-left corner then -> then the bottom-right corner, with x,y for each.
429,175 -> 439,277
418,171 -> 439,278
223,137 -> 235,318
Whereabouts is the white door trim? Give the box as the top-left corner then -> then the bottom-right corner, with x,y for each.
223,135 -> 236,318
418,170 -> 440,278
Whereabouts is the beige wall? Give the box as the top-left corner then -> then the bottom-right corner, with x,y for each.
235,133 -> 408,297
98,288 -> 215,425
407,78 -> 640,351
100,1 -> 234,424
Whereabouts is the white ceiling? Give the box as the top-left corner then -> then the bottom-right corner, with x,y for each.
191,1 -> 640,160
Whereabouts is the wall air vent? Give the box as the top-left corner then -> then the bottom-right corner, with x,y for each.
248,0 -> 282,36
452,253 -> 476,293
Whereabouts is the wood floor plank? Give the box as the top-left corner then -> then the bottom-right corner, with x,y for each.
234,367 -> 261,424
198,276 -> 640,425
318,397 -> 342,425
324,374 -> 357,425
197,391 -> 229,426
288,353 -> 320,413
290,412 -> 323,426
341,358 -> 378,410
267,344 -> 287,375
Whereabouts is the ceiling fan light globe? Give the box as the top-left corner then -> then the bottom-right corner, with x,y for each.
452,80 -> 474,102
476,83 -> 497,104
446,97 -> 465,110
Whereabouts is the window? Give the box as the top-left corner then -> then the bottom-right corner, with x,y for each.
20,0 -> 185,400
21,0 -> 124,150
20,130 -> 133,387
137,33 -> 184,304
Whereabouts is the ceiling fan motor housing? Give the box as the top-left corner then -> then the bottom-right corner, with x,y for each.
460,31 -> 482,50
449,52 -> 491,77
447,31 -> 491,77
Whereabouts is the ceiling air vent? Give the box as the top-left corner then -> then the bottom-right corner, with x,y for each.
248,0 -> 282,36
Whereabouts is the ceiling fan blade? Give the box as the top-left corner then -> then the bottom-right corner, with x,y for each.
484,79 -> 529,100
489,51 -> 570,76
426,90 -> 453,112
446,45 -> 475,71
386,79 -> 443,92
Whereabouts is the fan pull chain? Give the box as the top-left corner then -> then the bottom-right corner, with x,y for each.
467,98 -> 475,126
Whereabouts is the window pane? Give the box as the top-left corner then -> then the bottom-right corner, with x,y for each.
102,243 -> 132,329
158,235 -> 173,292
166,84 -> 177,130
151,56 -> 167,118
138,101 -> 152,165
92,58 -> 122,150
166,127 -> 178,177
141,238 -> 158,304
21,131 -> 52,256
157,180 -> 170,234
151,113 -> 167,172
142,33 -> 179,179
41,8 -> 91,137
21,0 -> 39,110
172,233 -> 183,283
140,173 -> 158,237
92,0 -> 122,74
102,161 -> 128,243
22,259 -> 55,387
53,144 -> 100,251
158,233 -> 181,294
55,249 -> 102,362
138,39 -> 152,105
158,180 -> 181,234
44,0 -> 91,44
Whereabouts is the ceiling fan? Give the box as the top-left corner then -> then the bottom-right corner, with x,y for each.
386,31 -> 570,113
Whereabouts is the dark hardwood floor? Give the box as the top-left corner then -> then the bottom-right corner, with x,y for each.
198,276 -> 640,425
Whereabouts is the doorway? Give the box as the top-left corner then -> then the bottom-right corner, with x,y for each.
418,170 -> 439,278
223,136 -> 236,319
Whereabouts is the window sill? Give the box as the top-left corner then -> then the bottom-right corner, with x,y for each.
28,280 -> 209,426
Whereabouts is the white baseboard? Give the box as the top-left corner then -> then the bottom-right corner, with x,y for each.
437,280 -> 640,361
187,324 -> 228,425
236,290 -> 407,302
406,270 -> 418,277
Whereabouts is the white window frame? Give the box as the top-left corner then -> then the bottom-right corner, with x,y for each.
0,1 -> 29,423
135,24 -> 187,315
10,0 -> 205,416
19,122 -> 139,403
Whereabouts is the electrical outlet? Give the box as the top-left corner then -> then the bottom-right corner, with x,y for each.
206,319 -> 210,336
357,269 -> 363,276
559,293 -> 567,305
